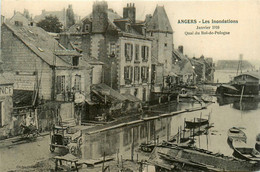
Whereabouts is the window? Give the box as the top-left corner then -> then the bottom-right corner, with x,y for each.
141,46 -> 149,62
74,75 -> 81,92
56,76 -> 65,94
150,32 -> 153,37
165,32 -> 168,37
85,24 -> 90,32
143,88 -> 146,101
134,66 -> 140,82
110,42 -> 116,57
125,43 -> 133,61
135,44 -> 139,61
72,56 -> 79,66
134,88 -> 138,97
141,66 -> 149,83
125,24 -> 131,33
0,102 -> 2,126
124,66 -> 133,84
165,43 -> 167,47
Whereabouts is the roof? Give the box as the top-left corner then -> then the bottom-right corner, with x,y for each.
92,83 -> 127,103
4,22 -> 71,67
146,6 -> 173,33
13,90 -> 34,108
8,12 -> 34,26
81,54 -> 104,65
221,84 -> 238,91
122,93 -> 141,102
172,50 -> 194,75
235,71 -> 260,80
92,83 -> 140,103
68,9 -> 148,38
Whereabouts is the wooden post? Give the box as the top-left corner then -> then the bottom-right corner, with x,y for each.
131,142 -> 134,161
102,152 -> 105,172
121,155 -> 123,169
177,127 -> 179,144
117,149 -> 119,165
137,154 -> 138,162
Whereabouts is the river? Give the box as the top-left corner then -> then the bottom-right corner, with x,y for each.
81,96 -> 260,161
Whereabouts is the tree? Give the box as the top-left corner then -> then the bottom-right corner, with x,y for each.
37,15 -> 63,33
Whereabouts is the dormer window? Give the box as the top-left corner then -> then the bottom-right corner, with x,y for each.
142,28 -> 146,36
125,24 -> 131,33
85,24 -> 90,32
72,56 -> 79,66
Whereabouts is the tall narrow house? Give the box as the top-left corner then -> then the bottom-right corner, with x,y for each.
146,6 -> 174,88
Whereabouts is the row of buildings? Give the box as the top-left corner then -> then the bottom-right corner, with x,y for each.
0,2 -> 214,139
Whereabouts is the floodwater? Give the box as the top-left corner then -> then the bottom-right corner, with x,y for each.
81,97 -> 260,160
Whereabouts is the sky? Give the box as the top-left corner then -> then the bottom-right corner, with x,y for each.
1,0 -> 260,64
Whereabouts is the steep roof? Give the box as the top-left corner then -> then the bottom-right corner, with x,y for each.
146,6 -> 173,33
172,50 -> 194,75
8,12 -> 34,26
4,22 -> 70,67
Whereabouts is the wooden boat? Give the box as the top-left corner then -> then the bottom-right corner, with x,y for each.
227,127 -> 247,143
179,88 -> 188,98
185,118 -> 208,128
148,145 -> 259,171
140,142 -> 156,153
232,140 -> 260,162
255,133 -> 260,152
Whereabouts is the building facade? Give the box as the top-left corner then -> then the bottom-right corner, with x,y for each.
60,2 -> 152,102
1,21 -> 92,102
0,75 -> 13,139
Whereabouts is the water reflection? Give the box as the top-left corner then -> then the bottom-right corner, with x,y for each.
82,117 -> 172,159
217,96 -> 260,110
82,97 -> 260,161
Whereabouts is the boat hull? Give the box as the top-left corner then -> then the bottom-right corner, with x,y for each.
185,118 -> 209,128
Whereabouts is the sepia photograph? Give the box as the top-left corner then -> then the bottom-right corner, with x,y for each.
0,0 -> 260,171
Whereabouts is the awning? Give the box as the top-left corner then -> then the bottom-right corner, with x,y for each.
122,93 -> 141,102
13,90 -> 34,108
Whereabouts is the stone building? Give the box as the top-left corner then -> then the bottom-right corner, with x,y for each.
60,2 -> 152,102
0,75 -> 14,139
145,6 -> 174,91
1,22 -> 92,101
172,46 -> 196,85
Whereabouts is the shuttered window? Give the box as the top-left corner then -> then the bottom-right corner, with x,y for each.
134,66 -> 140,82
141,66 -> 149,83
56,76 -> 65,94
74,75 -> 81,92
124,66 -> 133,84
125,43 -> 133,61
135,44 -> 139,61
141,46 -> 149,62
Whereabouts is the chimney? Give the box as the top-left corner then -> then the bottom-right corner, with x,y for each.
123,3 -> 136,23
14,10 -> 16,15
92,1 -> 108,33
145,14 -> 152,23
178,45 -> 184,54
42,10 -> 46,14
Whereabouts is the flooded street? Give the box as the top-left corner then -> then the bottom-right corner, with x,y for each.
82,97 -> 260,160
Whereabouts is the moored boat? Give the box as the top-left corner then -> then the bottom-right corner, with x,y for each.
227,127 -> 247,143
185,118 -> 209,128
148,145 -> 260,171
255,133 -> 260,152
232,140 -> 260,162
